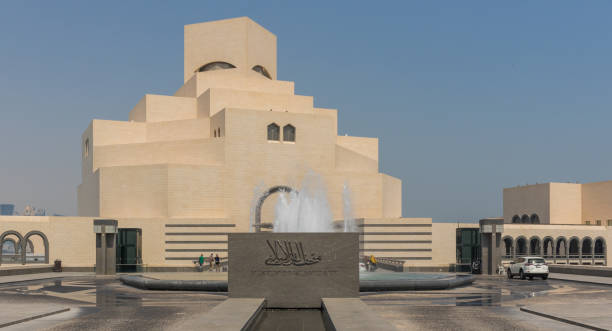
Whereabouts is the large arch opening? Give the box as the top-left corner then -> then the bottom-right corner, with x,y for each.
24,231 -> 49,264
253,186 -> 296,232
0,231 -> 24,265
556,237 -> 567,260
569,237 -> 580,262
581,237 -> 593,263
516,236 -> 527,256
502,236 -> 514,258
543,237 -> 554,258
529,236 -> 541,256
595,237 -> 606,265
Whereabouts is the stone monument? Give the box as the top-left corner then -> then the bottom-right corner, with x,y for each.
228,232 -> 359,308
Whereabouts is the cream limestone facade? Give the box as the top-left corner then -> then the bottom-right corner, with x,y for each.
77,17 -> 401,227
504,181 -> 612,225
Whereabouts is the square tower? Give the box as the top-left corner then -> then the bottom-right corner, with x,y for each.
184,17 -> 277,82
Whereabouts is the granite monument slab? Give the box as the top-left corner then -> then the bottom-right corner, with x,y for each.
228,232 -> 359,308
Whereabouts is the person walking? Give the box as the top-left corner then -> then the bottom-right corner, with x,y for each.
369,255 -> 377,271
198,254 -> 204,267
214,254 -> 220,272
209,253 -> 214,271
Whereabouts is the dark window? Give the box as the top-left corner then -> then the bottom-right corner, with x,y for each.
197,62 -> 236,72
283,124 -> 295,142
252,65 -> 271,79
267,123 -> 280,141
84,139 -> 89,158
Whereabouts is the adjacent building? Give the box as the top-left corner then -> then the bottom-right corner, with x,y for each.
0,204 -> 14,216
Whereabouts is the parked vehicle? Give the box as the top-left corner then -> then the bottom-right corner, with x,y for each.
507,256 -> 548,280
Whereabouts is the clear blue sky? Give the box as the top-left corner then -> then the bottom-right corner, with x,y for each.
1,1 -> 611,218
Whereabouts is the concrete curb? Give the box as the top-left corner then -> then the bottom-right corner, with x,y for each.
119,275 -> 228,291
548,275 -> 612,287
359,274 -> 474,291
519,307 -> 606,331
120,274 -> 474,292
0,308 -> 70,328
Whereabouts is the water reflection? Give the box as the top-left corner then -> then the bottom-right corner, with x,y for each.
251,309 -> 326,331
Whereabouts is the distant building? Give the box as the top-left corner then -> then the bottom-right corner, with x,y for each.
0,204 -> 14,215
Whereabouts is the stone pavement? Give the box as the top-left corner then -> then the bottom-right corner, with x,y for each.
0,272 -> 95,285
549,272 -> 612,286
0,303 -> 69,328
521,304 -> 612,330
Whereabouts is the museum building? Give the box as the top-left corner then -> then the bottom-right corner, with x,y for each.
0,18 -> 610,271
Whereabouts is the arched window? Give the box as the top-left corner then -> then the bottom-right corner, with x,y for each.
521,214 -> 530,224
511,215 -> 520,224
530,214 -> 540,224
197,61 -> 236,72
267,123 -> 280,141
283,124 -> 295,142
252,65 -> 271,79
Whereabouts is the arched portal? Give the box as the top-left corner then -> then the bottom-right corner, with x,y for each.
502,236 -> 514,258
543,237 -> 554,259
516,236 -> 527,256
569,237 -> 580,263
556,237 -> 567,261
529,236 -> 541,256
254,186 -> 295,232
594,237 -> 606,265
581,237 -> 593,264
530,214 -> 540,224
0,230 -> 24,265
511,215 -> 520,224
24,231 -> 49,264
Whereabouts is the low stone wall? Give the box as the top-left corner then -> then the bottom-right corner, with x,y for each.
0,266 -> 53,276
549,265 -> 612,277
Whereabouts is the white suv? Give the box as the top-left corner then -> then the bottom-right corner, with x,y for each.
507,256 -> 549,280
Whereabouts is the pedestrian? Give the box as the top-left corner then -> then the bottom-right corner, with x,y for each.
209,253 -> 214,270
369,255 -> 377,271
198,254 -> 204,267
215,254 -> 220,272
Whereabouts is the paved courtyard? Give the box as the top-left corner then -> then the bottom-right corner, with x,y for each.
0,274 -> 610,330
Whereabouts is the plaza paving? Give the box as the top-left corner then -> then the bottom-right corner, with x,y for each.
0,273 -> 610,330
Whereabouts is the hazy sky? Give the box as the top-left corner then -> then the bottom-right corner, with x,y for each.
1,1 -> 611,218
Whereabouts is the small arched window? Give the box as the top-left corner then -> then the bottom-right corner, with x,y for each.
84,139 -> 89,158
267,123 -> 280,141
197,61 -> 236,72
283,124 -> 295,142
252,65 -> 271,79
